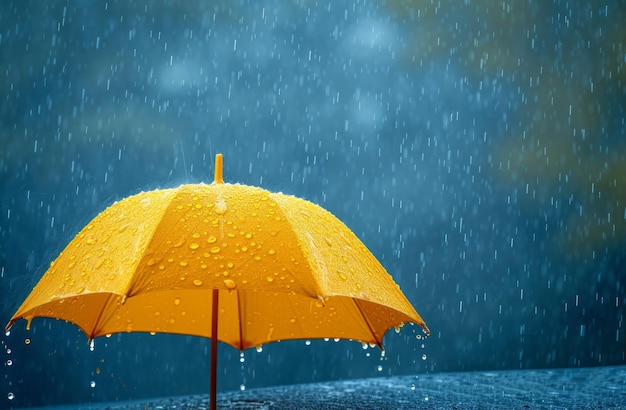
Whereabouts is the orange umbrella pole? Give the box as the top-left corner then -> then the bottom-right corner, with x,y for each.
210,289 -> 219,410
213,154 -> 224,184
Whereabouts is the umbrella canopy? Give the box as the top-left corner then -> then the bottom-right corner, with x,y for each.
7,153 -> 429,409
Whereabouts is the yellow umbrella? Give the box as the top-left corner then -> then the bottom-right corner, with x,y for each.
6,153 -> 429,410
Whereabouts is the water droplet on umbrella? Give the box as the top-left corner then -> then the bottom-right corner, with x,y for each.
179,261 -> 189,267
224,279 -> 236,290
210,246 -> 221,254
173,239 -> 185,248
268,249 -> 276,255
192,232 -> 201,239
337,271 -> 347,280
193,279 -> 203,286
207,236 -> 217,244
215,198 -> 227,215
266,277 -> 274,283
174,297 -> 181,305
189,243 -> 200,250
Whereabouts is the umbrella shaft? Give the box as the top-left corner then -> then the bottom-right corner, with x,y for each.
210,289 -> 219,410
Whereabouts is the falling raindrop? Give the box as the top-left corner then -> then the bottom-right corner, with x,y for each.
24,339 -> 31,345
90,381 -> 96,388
89,340 -> 94,351
377,365 -> 383,372
7,392 -> 15,401
239,384 -> 246,391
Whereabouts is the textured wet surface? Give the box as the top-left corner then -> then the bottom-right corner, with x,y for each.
23,365 -> 626,409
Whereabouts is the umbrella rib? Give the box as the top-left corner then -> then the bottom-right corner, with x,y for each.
89,293 -> 119,340
352,298 -> 383,349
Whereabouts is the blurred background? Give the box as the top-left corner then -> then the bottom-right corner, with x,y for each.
1,0 -> 625,407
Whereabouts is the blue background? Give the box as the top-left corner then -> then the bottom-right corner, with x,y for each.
2,0 -> 625,407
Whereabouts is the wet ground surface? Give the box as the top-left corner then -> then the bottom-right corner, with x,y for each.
24,365 -> 626,409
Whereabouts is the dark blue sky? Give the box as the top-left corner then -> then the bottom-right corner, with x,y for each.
2,0 -> 625,407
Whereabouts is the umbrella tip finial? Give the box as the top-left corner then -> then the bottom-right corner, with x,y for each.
214,154 -> 224,184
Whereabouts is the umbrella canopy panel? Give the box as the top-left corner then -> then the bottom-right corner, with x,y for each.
14,289 -> 419,350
